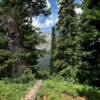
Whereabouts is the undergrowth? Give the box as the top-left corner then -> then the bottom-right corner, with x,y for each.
0,80 -> 35,100
37,78 -> 100,100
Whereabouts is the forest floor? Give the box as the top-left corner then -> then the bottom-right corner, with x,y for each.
36,79 -> 100,100
0,79 -> 100,100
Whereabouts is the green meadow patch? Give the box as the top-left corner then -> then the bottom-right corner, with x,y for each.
0,80 -> 35,100
37,79 -> 100,100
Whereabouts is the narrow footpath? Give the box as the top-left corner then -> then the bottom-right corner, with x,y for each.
23,80 -> 43,100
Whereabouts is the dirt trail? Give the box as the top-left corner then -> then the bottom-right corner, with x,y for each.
23,80 -> 43,100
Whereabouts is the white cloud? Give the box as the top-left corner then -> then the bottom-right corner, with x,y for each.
32,0 -> 59,30
32,14 -> 58,29
75,8 -> 83,14
44,14 -> 58,28
32,16 -> 40,27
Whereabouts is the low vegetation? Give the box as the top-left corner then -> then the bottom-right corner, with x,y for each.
37,79 -> 100,100
0,80 -> 35,100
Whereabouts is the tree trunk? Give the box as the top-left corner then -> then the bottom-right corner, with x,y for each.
4,16 -> 26,78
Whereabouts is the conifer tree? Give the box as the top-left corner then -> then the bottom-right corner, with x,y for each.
51,0 -> 77,80
0,0 -> 50,78
77,0 -> 100,86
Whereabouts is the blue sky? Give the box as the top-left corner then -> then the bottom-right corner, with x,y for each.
32,0 -> 81,33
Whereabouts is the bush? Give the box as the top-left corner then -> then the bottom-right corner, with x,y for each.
14,68 -> 34,83
32,64 -> 50,79
35,68 -> 50,79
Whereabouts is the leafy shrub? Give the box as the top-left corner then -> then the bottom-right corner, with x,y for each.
15,68 -> 34,83
34,64 -> 50,79
36,68 -> 50,79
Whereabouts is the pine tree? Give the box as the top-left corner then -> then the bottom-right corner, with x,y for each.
77,0 -> 100,86
0,0 -> 50,78
51,0 -> 78,80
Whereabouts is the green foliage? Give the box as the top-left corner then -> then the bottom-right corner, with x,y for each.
0,33 -> 6,44
77,0 -> 100,86
0,49 -> 12,58
34,64 -> 50,79
50,0 -> 100,87
0,0 -> 50,79
37,79 -> 100,100
0,80 -> 35,100
50,0 -> 78,82
13,68 -> 34,83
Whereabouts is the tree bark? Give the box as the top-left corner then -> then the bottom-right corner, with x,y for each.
4,16 -> 26,78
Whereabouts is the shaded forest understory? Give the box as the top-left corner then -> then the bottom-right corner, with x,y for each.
0,0 -> 100,100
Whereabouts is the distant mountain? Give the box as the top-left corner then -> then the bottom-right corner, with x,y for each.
38,54 -> 50,67
38,33 -> 51,67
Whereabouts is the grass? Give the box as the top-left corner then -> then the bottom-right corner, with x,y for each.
0,78 -> 100,100
0,80 -> 35,100
37,79 -> 100,100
